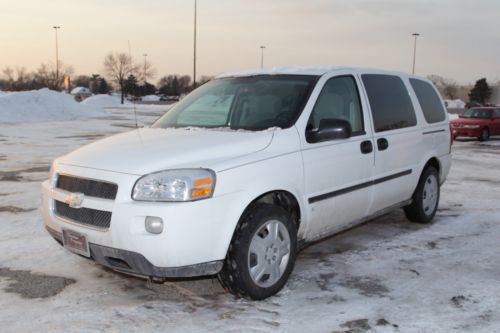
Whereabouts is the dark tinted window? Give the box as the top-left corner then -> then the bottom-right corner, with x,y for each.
410,79 -> 446,123
362,74 -> 417,132
493,109 -> 500,118
308,76 -> 364,134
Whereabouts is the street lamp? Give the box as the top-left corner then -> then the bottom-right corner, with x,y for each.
193,0 -> 197,88
260,46 -> 266,69
411,33 -> 420,75
53,26 -> 61,87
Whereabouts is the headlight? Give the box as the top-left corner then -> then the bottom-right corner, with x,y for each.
463,124 -> 480,129
132,169 -> 216,202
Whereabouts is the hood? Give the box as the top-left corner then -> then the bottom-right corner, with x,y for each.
451,117 -> 487,125
58,128 -> 274,175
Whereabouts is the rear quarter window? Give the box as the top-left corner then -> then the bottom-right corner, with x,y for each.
361,74 -> 417,132
409,79 -> 446,123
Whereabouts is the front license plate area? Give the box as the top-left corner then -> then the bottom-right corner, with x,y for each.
62,229 -> 90,257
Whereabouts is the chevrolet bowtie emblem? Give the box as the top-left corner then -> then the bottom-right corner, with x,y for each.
64,192 -> 85,209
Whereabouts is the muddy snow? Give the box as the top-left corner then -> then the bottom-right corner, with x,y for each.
0,107 -> 499,332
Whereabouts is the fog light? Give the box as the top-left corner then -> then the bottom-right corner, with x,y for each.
145,216 -> 163,234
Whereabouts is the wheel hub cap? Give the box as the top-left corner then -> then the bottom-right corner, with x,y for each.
248,219 -> 291,288
422,173 -> 438,216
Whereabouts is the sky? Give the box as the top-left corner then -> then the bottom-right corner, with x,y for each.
0,0 -> 499,85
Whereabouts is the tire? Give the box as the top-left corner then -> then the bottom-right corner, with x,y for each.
404,166 -> 440,224
479,128 -> 490,142
218,203 -> 297,300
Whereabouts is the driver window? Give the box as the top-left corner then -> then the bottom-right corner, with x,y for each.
308,76 -> 364,134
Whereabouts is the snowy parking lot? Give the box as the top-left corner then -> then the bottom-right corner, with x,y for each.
1,105 -> 499,332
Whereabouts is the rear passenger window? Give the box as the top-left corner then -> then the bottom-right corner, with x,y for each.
410,79 -> 446,123
362,74 -> 417,132
308,76 -> 364,134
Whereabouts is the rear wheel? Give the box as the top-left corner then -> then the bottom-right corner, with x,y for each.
218,203 -> 297,300
404,166 -> 440,224
479,127 -> 490,141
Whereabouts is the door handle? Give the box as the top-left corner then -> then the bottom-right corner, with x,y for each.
360,140 -> 373,154
377,138 -> 389,151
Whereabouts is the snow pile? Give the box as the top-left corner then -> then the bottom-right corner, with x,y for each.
0,88 -> 107,123
141,95 -> 161,102
81,94 -> 130,107
445,99 -> 465,109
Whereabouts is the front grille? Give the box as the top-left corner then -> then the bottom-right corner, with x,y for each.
55,201 -> 111,229
57,175 -> 118,200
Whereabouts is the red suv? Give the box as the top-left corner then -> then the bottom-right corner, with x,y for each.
451,107 -> 500,141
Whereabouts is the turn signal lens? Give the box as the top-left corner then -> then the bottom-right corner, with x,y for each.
193,177 -> 213,187
191,187 -> 212,198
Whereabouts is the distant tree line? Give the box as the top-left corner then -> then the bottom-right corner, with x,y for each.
0,52 -> 214,104
2,52 -> 494,106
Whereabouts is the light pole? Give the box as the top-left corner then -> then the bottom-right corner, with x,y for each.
260,46 -> 266,68
53,26 -> 61,87
193,0 -> 197,88
143,53 -> 148,83
412,33 -> 420,75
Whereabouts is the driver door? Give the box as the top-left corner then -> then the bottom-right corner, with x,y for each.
301,74 -> 375,239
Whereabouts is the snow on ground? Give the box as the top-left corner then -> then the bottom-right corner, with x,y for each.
0,108 -> 499,332
0,89 -> 107,123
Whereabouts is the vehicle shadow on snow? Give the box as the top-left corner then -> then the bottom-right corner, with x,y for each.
100,209 -> 439,305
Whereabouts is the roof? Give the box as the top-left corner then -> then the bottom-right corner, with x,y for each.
216,66 -> 418,79
70,87 -> 92,95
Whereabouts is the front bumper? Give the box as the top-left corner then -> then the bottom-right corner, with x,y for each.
46,226 -> 223,278
452,128 -> 481,138
41,164 -> 242,274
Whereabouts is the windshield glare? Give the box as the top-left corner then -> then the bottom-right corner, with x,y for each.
461,108 -> 492,119
152,75 -> 318,131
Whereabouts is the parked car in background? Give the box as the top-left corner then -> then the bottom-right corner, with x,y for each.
71,87 -> 93,102
41,66 -> 452,300
451,107 -> 500,141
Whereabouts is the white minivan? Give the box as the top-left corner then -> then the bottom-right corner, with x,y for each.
41,67 -> 452,299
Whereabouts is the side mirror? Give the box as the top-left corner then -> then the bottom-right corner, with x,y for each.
307,118 -> 352,143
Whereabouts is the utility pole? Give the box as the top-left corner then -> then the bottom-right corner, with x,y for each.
260,46 -> 266,68
53,26 -> 61,88
412,33 -> 420,75
143,53 -> 148,83
193,0 -> 197,89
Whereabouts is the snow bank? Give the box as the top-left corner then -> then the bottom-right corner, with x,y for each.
141,94 -> 161,102
82,94 -> 130,107
0,88 -> 107,123
445,99 -> 465,109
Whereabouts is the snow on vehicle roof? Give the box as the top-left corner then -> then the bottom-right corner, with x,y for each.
217,66 -> 419,79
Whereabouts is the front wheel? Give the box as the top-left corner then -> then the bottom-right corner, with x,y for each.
479,128 -> 490,142
218,203 -> 297,300
404,166 -> 440,224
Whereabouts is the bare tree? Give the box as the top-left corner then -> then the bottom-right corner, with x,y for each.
103,53 -> 139,104
427,74 -> 459,100
35,61 -> 74,91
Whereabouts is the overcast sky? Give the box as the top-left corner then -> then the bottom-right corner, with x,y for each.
1,0 -> 498,84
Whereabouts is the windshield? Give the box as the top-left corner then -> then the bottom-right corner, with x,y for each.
152,75 -> 318,131
461,108 -> 492,119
